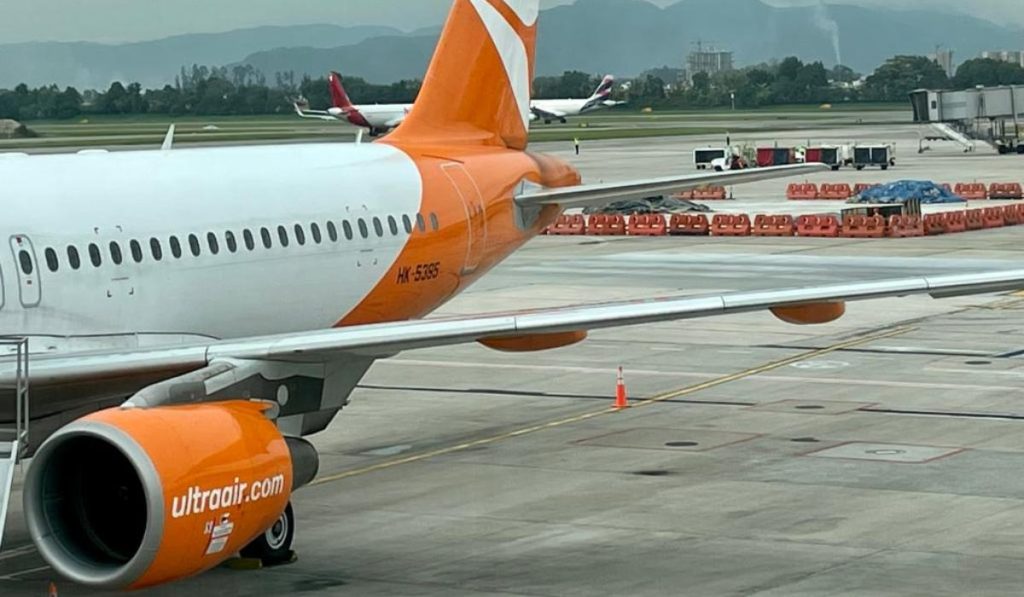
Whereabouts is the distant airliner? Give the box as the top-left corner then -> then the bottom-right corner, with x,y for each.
295,72 -> 623,134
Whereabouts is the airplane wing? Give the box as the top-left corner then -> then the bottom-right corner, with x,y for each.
516,163 -> 828,209
7,268 -> 1024,387
293,103 -> 340,122
531,105 -> 566,120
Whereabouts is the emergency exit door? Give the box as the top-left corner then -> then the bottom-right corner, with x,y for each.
442,163 -> 487,274
9,235 -> 40,308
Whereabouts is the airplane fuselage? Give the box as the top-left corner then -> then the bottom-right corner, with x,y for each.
0,142 -> 570,350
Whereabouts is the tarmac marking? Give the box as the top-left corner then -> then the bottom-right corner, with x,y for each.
311,326 -> 915,487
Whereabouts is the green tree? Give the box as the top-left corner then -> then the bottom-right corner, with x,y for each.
953,58 -> 1024,88
863,55 -> 949,101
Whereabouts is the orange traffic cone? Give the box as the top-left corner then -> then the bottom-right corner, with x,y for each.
614,366 -> 629,410
49,582 -> 58,597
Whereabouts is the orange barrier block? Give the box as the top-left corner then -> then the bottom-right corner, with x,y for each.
668,213 -> 710,236
887,215 -> 924,238
588,214 -> 627,236
547,214 -> 587,236
989,183 -> 1024,200
923,213 -> 947,236
983,207 -> 1005,228
796,214 -> 840,238
945,211 -> 967,233
693,185 -> 728,201
853,183 -> 880,196
674,190 -> 695,201
752,214 -> 795,237
627,214 -> 668,236
841,214 -> 886,238
819,183 -> 853,200
786,183 -> 819,201
965,209 -> 985,231
711,214 -> 752,237
1003,205 -> 1022,226
955,183 -> 988,200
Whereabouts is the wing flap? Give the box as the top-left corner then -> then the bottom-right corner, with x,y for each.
515,163 -> 828,209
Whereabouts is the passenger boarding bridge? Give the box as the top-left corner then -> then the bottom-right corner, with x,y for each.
910,86 -> 1024,154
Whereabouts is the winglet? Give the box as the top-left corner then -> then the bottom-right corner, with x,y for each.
384,0 -> 540,150
161,124 -> 175,151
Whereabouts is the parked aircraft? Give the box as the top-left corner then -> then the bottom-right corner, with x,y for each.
1,0 -> 1021,591
294,71 -> 410,137
531,74 -> 623,124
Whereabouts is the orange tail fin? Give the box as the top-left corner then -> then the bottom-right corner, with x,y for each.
385,0 -> 538,150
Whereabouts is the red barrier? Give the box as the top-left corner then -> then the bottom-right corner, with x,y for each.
945,211 -> 967,233
752,214 -> 795,237
819,183 -> 853,200
588,214 -> 627,236
627,214 -> 668,236
786,183 -> 819,200
547,214 -> 587,236
982,207 -> 1005,228
668,213 -> 710,236
1003,205 -> 1022,226
887,215 -> 924,238
841,215 -> 886,238
796,215 -> 840,238
965,209 -> 985,231
955,183 -> 988,200
853,183 -> 879,196
674,190 -> 695,201
693,185 -> 728,201
989,183 -> 1024,200
923,213 -> 947,236
711,214 -> 752,236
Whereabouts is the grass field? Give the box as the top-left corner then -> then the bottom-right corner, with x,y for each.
1,104 -> 911,151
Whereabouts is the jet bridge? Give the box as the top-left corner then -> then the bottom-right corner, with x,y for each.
0,337 -> 29,552
910,86 -> 1024,153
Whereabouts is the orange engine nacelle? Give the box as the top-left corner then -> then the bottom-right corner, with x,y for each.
771,302 -> 847,325
24,401 -> 315,590
478,331 -> 588,352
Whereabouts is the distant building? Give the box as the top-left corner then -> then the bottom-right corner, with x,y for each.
981,50 -> 1024,67
930,49 -> 956,78
686,43 -> 733,82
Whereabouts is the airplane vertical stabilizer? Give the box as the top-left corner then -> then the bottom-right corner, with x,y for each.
385,0 -> 539,150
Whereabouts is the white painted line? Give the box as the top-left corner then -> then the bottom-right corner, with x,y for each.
0,544 -> 35,562
0,564 -> 50,580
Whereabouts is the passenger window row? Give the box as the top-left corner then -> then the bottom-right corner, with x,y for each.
39,213 -> 440,273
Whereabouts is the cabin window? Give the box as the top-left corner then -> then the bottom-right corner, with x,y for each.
170,236 -> 182,259
89,243 -> 102,267
188,234 -> 201,257
261,227 -> 272,249
150,238 -> 163,261
294,224 -> 306,246
207,232 -> 220,255
357,219 -> 369,239
277,226 -> 290,247
387,216 -> 399,236
372,217 -> 384,238
45,248 -> 59,272
243,229 -> 255,251
225,231 -> 238,253
18,250 -> 33,275
109,242 -> 123,265
67,246 -> 81,270
310,223 -> 322,244
342,221 -> 353,241
416,213 -> 426,233
402,215 -> 413,234
327,221 -> 339,242
430,213 -> 440,231
130,240 -> 143,263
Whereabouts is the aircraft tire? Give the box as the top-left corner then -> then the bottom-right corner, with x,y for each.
241,502 -> 295,565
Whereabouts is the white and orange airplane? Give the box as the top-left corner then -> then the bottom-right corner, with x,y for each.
2,0 -> 1023,591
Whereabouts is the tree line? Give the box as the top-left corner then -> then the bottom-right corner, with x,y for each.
2,56 -> 1022,121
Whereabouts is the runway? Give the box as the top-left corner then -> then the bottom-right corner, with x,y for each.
3,124 -> 1024,595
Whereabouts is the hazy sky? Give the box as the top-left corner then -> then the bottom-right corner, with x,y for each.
0,0 -> 1020,44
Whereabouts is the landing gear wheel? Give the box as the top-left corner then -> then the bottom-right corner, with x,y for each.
241,502 -> 295,566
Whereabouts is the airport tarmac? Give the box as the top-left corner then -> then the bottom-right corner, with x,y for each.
3,128 -> 1024,596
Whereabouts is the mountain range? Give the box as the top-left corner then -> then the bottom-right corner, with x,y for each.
2,0 -> 1022,90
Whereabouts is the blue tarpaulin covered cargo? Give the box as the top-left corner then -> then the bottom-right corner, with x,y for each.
849,180 -> 966,204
